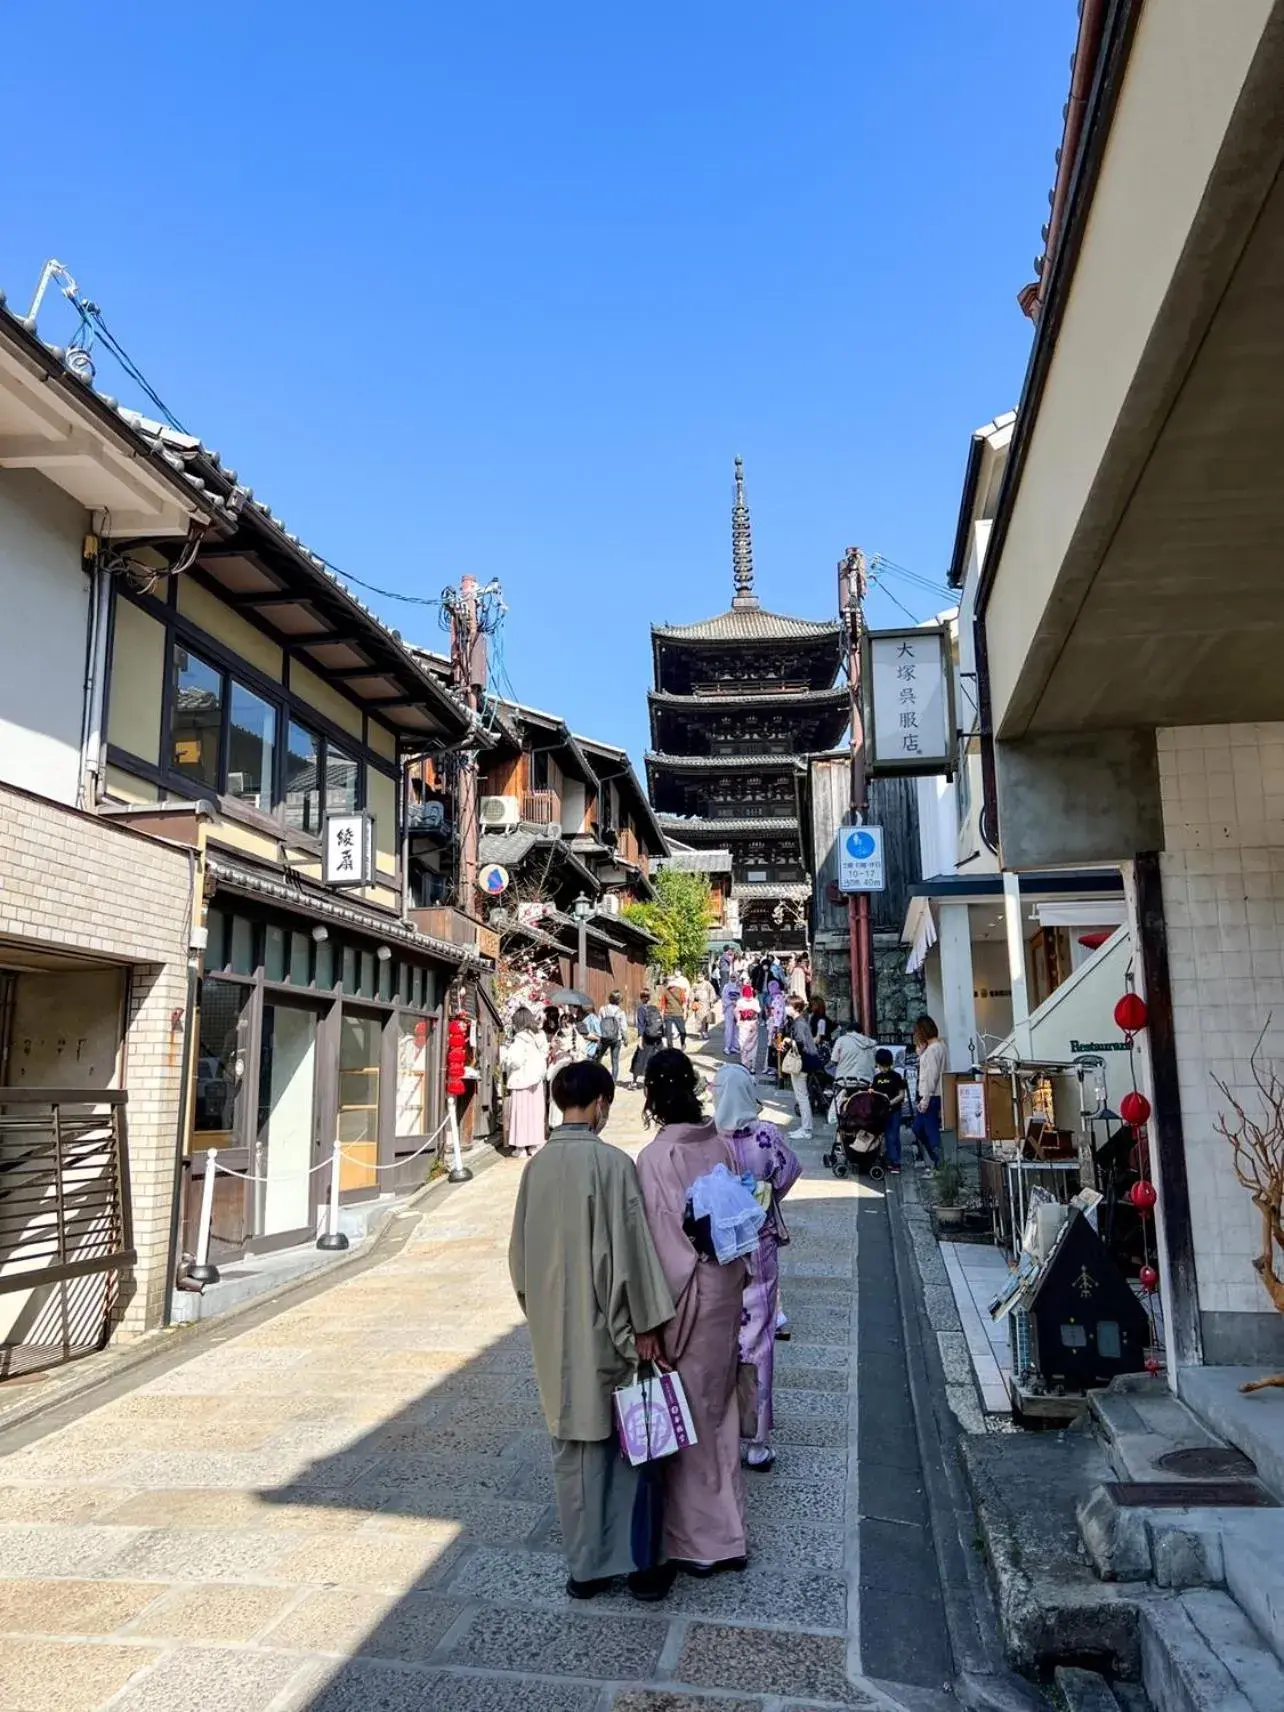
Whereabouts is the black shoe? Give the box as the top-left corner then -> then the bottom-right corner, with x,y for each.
566,1575 -> 613,1599
627,1563 -> 677,1602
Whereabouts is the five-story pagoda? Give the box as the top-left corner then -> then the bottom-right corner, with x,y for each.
646,460 -> 847,950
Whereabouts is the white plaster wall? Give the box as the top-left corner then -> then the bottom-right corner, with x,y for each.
0,469 -> 90,805
1158,722 -> 1284,1317
986,0 -> 1274,734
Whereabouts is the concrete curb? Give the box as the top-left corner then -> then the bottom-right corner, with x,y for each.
885,1184 -> 1050,1711
0,1141 -> 502,1447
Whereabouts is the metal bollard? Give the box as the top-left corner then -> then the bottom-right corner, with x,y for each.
446,1096 -> 472,1184
316,1134 -> 349,1250
187,1149 -> 221,1284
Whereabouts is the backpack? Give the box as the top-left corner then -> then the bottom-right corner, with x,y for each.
642,1004 -> 664,1042
599,1010 -> 620,1044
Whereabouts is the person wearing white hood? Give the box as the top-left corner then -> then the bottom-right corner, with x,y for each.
712,1063 -> 801,1472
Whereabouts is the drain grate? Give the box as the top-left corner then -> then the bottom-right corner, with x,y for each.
1155,1446 -> 1258,1480
1107,1480 -> 1277,1508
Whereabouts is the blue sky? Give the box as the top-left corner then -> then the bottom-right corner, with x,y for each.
1,3 -> 1074,764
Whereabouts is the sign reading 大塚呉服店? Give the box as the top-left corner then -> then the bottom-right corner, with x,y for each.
861,625 -> 955,777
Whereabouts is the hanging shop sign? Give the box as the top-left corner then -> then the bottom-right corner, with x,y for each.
323,812 -> 375,887
477,863 -> 510,897
837,825 -> 885,893
861,625 -> 955,777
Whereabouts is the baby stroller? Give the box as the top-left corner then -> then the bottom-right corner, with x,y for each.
823,1083 -> 889,1181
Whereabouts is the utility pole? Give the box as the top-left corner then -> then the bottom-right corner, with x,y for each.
838,548 -> 875,1036
449,575 -> 485,913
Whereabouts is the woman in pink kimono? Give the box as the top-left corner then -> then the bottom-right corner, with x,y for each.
735,985 -> 760,1076
712,1063 -> 802,1470
636,1050 -> 749,1575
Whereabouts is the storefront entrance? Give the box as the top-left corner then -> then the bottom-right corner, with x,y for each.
255,1001 -> 321,1241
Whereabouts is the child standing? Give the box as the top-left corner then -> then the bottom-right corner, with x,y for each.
871,1048 -> 908,1175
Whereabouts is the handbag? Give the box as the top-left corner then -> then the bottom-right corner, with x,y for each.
736,1360 -> 759,1439
780,1040 -> 803,1077
614,1366 -> 699,1467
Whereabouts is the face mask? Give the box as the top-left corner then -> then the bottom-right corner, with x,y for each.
589,1099 -> 609,1134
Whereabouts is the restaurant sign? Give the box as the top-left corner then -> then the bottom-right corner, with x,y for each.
323,812 -> 375,887
861,625 -> 955,777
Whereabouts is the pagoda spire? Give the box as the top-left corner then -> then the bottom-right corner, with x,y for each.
731,455 -> 759,610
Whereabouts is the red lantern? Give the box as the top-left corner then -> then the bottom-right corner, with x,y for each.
1129,1179 -> 1158,1211
1114,992 -> 1149,1035
1144,1355 -> 1162,1376
1119,1090 -> 1152,1128
1139,1265 -> 1159,1293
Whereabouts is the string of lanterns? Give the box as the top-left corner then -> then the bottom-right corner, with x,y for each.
1113,987 -> 1162,1375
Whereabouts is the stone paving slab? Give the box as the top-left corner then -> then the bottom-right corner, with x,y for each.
0,1062 -> 942,1712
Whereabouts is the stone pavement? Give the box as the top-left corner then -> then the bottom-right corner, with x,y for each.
0,1044 -> 958,1712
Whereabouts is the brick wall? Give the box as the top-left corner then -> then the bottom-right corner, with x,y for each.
0,783 -> 194,1334
1156,723 -> 1284,1342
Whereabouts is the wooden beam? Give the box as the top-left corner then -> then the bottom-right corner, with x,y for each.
228,593 -> 311,610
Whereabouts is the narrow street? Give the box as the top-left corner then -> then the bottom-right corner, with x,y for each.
0,1043 -> 957,1712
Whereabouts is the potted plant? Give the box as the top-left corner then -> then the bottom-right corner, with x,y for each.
932,1160 -> 966,1230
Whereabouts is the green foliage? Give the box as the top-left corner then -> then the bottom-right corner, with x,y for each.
932,1160 -> 964,1206
623,869 -> 712,977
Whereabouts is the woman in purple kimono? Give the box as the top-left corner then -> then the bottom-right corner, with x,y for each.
713,1063 -> 802,1471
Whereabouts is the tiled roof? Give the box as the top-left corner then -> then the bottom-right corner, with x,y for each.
648,686 -> 849,710
652,608 -> 842,643
646,751 -> 804,772
654,849 -> 734,873
731,881 -> 813,902
657,815 -> 800,838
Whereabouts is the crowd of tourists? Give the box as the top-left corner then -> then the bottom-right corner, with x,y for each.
508,1049 -> 801,1601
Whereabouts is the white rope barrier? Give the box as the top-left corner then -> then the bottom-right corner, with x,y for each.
186,1111 -> 457,1283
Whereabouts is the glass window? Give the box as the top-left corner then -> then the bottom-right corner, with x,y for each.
289,931 -> 311,986
338,1014 -> 381,1188
265,925 -> 286,983
229,915 -> 255,976
1059,1323 -> 1088,1349
171,647 -> 223,788
396,1013 -> 434,1136
378,954 -> 394,1003
341,945 -> 358,995
284,721 -> 322,835
1097,1321 -> 1122,1360
359,951 -> 376,999
205,907 -> 227,970
193,978 -> 250,1145
226,681 -> 277,810
411,968 -> 423,1008
398,964 -> 411,1005
326,742 -> 360,816
315,938 -> 335,989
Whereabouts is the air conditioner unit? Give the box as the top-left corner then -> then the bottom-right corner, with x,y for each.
599,894 -> 621,916
480,795 -> 520,829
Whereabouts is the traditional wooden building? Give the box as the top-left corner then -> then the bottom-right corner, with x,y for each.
646,461 -> 847,950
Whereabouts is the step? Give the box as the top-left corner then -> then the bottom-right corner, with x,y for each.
1140,1590 -> 1284,1712
1077,1487 -> 1277,1587
1054,1665 -> 1130,1711
1178,1366 -> 1284,1500
1090,1375 -> 1230,1484
1221,1509 -> 1284,1669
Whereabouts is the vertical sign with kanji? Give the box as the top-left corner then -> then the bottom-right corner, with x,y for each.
323,812 -> 374,887
862,626 -> 954,776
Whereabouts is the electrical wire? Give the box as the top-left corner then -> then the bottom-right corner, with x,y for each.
868,578 -> 926,627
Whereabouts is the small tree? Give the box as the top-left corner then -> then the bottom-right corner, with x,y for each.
624,869 -> 712,979
1212,1021 -> 1284,1392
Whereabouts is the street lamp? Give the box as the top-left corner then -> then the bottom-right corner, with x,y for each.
572,892 -> 593,991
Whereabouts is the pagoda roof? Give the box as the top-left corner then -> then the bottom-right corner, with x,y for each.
655,847 -> 734,874
657,814 -> 800,839
646,751 -> 805,773
652,607 -> 841,645
732,880 -> 813,901
648,685 -> 849,713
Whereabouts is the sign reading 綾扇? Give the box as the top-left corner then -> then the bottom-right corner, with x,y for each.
862,626 -> 954,776
837,825 -> 885,893
323,812 -> 374,887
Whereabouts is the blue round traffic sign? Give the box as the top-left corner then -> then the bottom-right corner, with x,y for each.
845,830 -> 877,861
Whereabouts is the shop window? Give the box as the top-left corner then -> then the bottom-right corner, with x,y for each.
229,915 -> 256,976
194,978 -> 249,1145
289,931 -> 311,986
327,742 -> 360,816
285,721 -> 322,835
265,925 -> 287,983
171,647 -> 223,789
227,681 -> 277,811
338,1014 -> 381,1188
396,1013 -> 434,1136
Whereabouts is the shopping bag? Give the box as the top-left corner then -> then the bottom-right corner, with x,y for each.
614,1367 -> 699,1467
736,1360 -> 759,1439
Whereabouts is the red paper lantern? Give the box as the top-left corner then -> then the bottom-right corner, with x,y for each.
1119,1090 -> 1152,1128
1114,992 -> 1149,1035
1129,1179 -> 1158,1211
1139,1265 -> 1159,1293
1144,1355 -> 1162,1376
